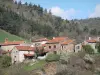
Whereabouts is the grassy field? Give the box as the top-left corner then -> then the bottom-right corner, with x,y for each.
24,60 -> 47,71
0,29 -> 24,42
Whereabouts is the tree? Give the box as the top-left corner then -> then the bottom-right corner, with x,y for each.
37,5 -> 43,15
83,45 -> 94,54
96,42 -> 100,53
18,1 -> 22,5
29,3 -> 32,7
49,9 -> 52,15
84,26 -> 89,32
25,2 -> 28,6
14,1 -> 17,4
44,9 -> 47,13
34,47 -> 45,59
98,31 -> 100,35
1,55 -> 11,68
90,29 -> 97,35
45,53 -> 60,62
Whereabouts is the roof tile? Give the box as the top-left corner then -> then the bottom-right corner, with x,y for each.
24,54 -> 34,57
16,46 -> 35,51
47,37 -> 68,44
61,40 -> 74,45
32,38 -> 48,42
86,40 -> 96,43
0,41 -> 25,46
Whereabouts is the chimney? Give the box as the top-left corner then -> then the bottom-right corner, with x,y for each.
89,37 -> 92,40
53,37 -> 55,39
5,38 -> 8,43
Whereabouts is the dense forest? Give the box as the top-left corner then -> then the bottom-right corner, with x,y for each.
0,0 -> 100,42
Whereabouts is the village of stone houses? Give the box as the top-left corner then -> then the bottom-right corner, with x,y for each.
0,36 -> 100,64
1,35 -> 100,75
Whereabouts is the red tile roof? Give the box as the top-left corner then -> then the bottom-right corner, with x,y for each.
0,41 -> 25,46
32,38 -> 48,42
24,54 -> 34,57
86,40 -> 96,43
47,37 -> 68,44
61,40 -> 74,45
16,46 -> 35,51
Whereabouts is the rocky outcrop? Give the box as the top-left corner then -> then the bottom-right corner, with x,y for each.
43,62 -> 57,75
83,54 -> 95,64
30,53 -> 100,75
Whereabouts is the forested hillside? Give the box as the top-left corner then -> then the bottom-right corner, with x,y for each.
0,0 -> 100,42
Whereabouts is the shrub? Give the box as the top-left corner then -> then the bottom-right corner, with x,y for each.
34,47 -> 45,59
1,55 -> 11,68
83,45 -> 94,54
45,53 -> 60,62
96,42 -> 100,53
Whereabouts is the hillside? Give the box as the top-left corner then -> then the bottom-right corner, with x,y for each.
0,0 -> 100,42
0,29 -> 23,42
1,52 -> 100,75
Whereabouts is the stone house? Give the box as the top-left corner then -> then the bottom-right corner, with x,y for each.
45,37 -> 67,52
74,43 -> 82,53
61,40 -> 75,54
11,46 -> 35,64
32,38 -> 48,46
83,37 -> 99,53
0,39 -> 25,55
45,37 -> 75,54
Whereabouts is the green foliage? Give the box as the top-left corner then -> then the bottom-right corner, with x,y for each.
83,26 -> 89,32
25,2 -> 28,6
24,60 -> 46,71
90,29 -> 97,35
96,42 -> 100,53
98,31 -> 100,35
83,45 -> 94,54
0,29 -> 24,42
34,47 -> 45,59
1,55 -> 11,68
29,3 -> 32,7
45,53 -> 60,62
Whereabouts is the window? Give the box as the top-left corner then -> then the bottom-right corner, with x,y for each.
62,46 -> 63,49
77,46 -> 80,49
95,45 -> 97,49
28,51 -> 30,53
54,45 -> 56,48
49,46 -> 51,49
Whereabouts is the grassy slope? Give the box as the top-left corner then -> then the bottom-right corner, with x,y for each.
24,60 -> 46,71
0,29 -> 24,42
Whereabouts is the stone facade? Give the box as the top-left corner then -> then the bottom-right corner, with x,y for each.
75,43 -> 82,53
61,43 -> 74,54
45,37 -> 75,54
11,46 -> 35,64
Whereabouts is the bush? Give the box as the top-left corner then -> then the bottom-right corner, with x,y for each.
83,45 -> 94,54
1,55 -> 11,68
96,42 -> 100,53
45,53 -> 60,62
